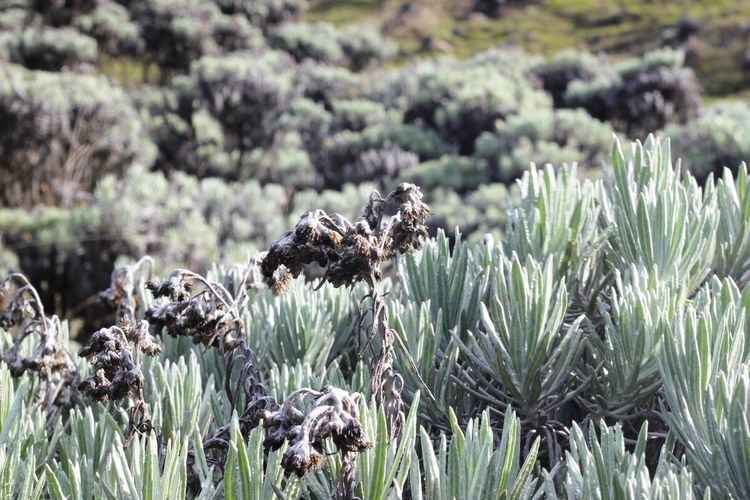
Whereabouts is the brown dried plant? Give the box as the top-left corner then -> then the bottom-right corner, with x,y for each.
143,263 -> 280,471
78,257 -> 162,441
261,183 -> 429,435
263,385 -> 371,498
145,264 -> 374,493
0,273 -> 80,415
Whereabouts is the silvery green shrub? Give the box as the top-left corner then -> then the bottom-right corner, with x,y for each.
602,136 -> 718,294
269,22 -> 345,65
667,101 -> 750,182
659,277 -> 750,499
72,1 -> 141,56
565,49 -> 701,136
214,0 -> 307,29
11,26 -> 98,71
0,64 -> 154,207
547,420 -> 697,499
475,108 -> 615,183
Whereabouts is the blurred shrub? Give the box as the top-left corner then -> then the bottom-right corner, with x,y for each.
565,49 -> 701,137
475,108 -> 614,183
145,50 -> 294,177
337,26 -> 397,71
11,26 -> 98,71
294,61 -> 364,105
317,123 -> 445,189
401,155 -> 488,194
33,0 -> 97,25
331,98 -> 389,131
269,22 -> 395,70
387,59 -> 550,155
214,0 -> 307,30
269,22 -> 345,65
73,1 -> 140,56
0,64 -> 154,207
128,0 -> 263,74
667,102 -> 750,183
471,0 -> 543,18
532,50 -> 601,107
0,7 -> 30,32
435,69 -> 549,154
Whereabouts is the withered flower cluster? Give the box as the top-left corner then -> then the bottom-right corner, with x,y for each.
98,256 -> 153,323
263,386 -> 371,477
78,322 -> 160,402
79,260 -> 163,437
261,183 -> 430,293
0,274 -> 79,410
146,270 -> 241,351
260,183 -> 430,445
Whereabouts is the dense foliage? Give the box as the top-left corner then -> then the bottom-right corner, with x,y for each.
1,0 -> 750,496
2,137 -> 749,498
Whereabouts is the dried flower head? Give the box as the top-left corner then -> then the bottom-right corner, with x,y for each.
147,270 -> 193,302
78,325 -> 143,401
99,257 -> 153,323
145,270 -> 241,351
263,386 -> 371,477
0,274 -> 79,409
261,183 -> 430,293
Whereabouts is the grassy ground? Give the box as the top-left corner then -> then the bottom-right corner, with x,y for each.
308,0 -> 750,98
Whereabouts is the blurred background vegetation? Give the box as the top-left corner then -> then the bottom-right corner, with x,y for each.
2,0 -> 750,337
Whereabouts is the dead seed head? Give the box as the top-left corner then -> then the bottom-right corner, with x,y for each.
261,183 -> 429,293
78,318 -> 160,403
263,386 -> 371,477
147,270 -> 193,302
79,326 -> 144,401
0,275 -> 78,398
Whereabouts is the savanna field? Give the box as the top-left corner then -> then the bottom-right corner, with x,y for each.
1,0 -> 750,498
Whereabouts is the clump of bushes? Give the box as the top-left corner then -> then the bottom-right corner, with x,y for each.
72,1 -> 141,55
532,50 -> 602,106
1,136 -> 749,499
0,64 -> 154,207
564,49 -> 701,136
269,22 -> 396,70
128,0 -> 264,74
11,26 -> 98,71
214,0 -> 308,30
667,101 -> 750,182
